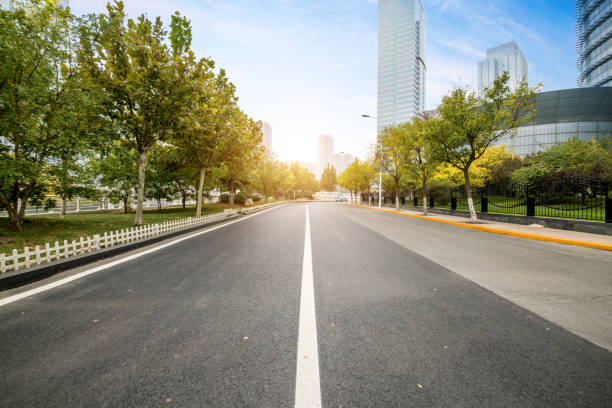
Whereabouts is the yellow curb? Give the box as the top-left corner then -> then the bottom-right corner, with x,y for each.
350,204 -> 612,252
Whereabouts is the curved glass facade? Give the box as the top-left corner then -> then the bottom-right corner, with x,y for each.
576,0 -> 612,87
495,87 -> 612,156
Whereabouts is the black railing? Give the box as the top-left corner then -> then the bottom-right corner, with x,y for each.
416,178 -> 610,223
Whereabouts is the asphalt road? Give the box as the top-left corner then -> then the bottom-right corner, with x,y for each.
0,203 -> 611,407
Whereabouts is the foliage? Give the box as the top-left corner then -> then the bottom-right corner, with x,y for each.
320,164 -> 337,192
289,163 -> 318,199
338,159 -> 375,201
0,0 -> 93,229
433,145 -> 521,187
427,73 -> 539,220
219,193 -> 230,204
512,138 -> 612,184
82,1 -> 195,226
96,141 -> 139,213
377,124 -> 411,208
233,191 -> 247,205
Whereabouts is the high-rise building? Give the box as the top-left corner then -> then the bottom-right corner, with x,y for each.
317,135 -> 334,167
377,0 -> 426,132
478,42 -> 528,96
576,0 -> 612,87
261,122 -> 272,153
332,152 -> 354,176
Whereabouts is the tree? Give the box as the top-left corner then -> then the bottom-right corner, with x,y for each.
512,138 -> 612,184
82,2 -> 194,225
428,73 -> 539,221
338,160 -> 361,203
402,118 -> 441,216
96,141 -> 139,213
378,125 -> 410,209
320,164 -> 337,192
252,154 -> 279,203
0,1 -> 91,230
289,163 -> 318,199
222,112 -> 263,208
174,65 -> 237,216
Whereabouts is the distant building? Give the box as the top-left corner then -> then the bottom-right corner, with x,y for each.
377,0 -> 426,132
317,134 -> 334,176
261,122 -> 273,154
478,41 -> 528,97
332,152 -> 354,176
576,0 -> 612,87
494,87 -> 612,156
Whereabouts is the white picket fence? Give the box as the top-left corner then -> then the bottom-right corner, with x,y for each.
0,208 -> 242,274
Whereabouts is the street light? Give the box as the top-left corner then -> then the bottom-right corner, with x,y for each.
361,114 -> 382,209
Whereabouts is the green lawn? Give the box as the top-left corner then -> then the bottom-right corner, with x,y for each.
430,201 -> 605,222
0,204 -> 227,255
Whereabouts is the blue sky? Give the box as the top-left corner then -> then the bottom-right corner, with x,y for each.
70,0 -> 578,163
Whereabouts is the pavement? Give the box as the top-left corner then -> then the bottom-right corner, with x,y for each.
364,203 -> 612,248
0,202 -> 611,407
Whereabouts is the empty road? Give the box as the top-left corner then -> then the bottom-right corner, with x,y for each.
1,203 -> 611,407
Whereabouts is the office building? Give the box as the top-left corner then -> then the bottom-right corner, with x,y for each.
576,0 -> 612,87
317,135 -> 334,169
332,152 -> 354,176
478,41 -> 528,96
261,122 -> 272,154
495,87 -> 612,156
377,0 -> 426,132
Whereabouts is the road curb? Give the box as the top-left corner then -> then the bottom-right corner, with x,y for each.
0,214 -> 243,291
352,205 -> 612,251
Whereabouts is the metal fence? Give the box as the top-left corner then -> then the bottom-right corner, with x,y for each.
413,178 -> 610,223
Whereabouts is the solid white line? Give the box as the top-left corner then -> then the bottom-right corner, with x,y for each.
0,205 -> 286,308
295,205 -> 322,408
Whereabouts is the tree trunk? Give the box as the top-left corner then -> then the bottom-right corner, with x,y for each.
368,194 -> 371,206
395,183 -> 400,210
123,197 -> 129,214
134,151 -> 147,226
464,168 -> 478,221
196,167 -> 206,217
422,180 -> 428,216
61,197 -> 67,217
229,181 -> 235,208
7,207 -> 23,231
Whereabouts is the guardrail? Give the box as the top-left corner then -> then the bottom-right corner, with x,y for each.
0,209 -> 239,274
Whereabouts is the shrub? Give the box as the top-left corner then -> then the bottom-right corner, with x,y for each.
249,194 -> 262,203
219,193 -> 230,203
233,192 -> 247,205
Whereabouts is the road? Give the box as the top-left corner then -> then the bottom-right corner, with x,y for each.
0,203 -> 611,407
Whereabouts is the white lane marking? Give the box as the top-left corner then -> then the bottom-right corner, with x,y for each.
0,205 -> 286,308
295,205 -> 322,408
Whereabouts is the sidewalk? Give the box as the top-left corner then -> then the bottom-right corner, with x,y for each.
355,204 -> 612,251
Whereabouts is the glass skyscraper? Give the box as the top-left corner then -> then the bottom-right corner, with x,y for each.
478,42 -> 528,97
377,0 -> 426,132
576,0 -> 612,87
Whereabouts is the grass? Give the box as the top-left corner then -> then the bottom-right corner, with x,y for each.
427,200 -> 605,222
0,204 -> 227,255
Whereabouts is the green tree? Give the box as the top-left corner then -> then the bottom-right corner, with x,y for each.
82,2 -> 194,226
512,138 -> 612,184
289,163 -> 318,199
222,112 -> 263,207
428,73 -> 539,221
96,141 -> 139,213
320,164 -> 337,192
0,0 -> 92,230
402,117 -> 441,216
378,126 -> 410,209
338,160 -> 362,203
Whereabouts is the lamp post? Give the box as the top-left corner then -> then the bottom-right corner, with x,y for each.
361,114 -> 382,208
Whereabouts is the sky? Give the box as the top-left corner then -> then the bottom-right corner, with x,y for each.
70,0 -> 578,163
